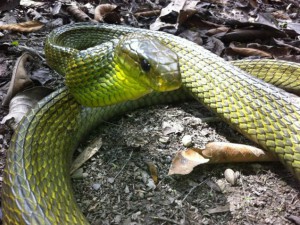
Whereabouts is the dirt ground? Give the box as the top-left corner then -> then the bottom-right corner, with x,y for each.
0,0 -> 300,225
72,101 -> 300,225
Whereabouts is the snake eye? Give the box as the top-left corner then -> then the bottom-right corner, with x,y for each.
140,59 -> 151,72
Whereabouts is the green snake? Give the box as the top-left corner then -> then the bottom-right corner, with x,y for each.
2,23 -> 300,224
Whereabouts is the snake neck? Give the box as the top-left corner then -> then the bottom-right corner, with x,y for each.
64,40 -> 153,107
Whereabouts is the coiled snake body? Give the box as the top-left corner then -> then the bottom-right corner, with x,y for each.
2,23 -> 300,224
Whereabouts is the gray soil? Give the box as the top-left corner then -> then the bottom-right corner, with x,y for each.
72,100 -> 300,225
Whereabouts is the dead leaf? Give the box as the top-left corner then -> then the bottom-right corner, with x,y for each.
150,0 -> 200,31
70,137 -> 103,174
206,205 -> 230,214
145,161 -> 158,184
222,28 -> 286,43
206,26 -> 230,36
227,42 -> 272,57
287,215 -> 300,225
94,4 -> 121,24
20,0 -> 45,7
273,38 -> 300,53
0,0 -> 20,11
65,5 -> 92,22
2,53 -> 34,106
201,142 -> 277,163
246,43 -> 290,57
0,20 -> 44,32
1,87 -> 53,129
168,149 -> 209,175
134,10 -> 161,18
169,142 -> 277,176
162,121 -> 184,135
277,55 -> 300,63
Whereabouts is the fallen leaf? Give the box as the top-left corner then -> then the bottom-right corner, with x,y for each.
201,142 -> 277,163
228,43 -> 272,57
2,53 -> 34,106
145,161 -> 158,184
94,4 -> 121,23
150,0 -> 200,31
286,215 -> 300,225
0,0 -> 20,11
0,20 -> 44,32
65,5 -> 92,22
1,87 -> 53,130
168,149 -> 209,175
206,205 -> 230,214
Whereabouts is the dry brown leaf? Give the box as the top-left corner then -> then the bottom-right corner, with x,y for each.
134,10 -> 161,18
150,0 -> 200,31
65,5 -> 92,22
168,142 -> 277,176
0,20 -> 44,32
206,205 -> 230,214
94,4 -> 121,23
206,26 -> 230,36
168,149 -> 209,175
2,53 -> 34,106
201,142 -> 277,163
1,87 -> 53,130
145,161 -> 158,184
0,0 -> 20,11
228,44 -> 272,57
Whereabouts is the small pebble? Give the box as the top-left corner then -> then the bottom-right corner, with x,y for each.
224,168 -> 237,185
92,183 -> 101,190
182,135 -> 192,147
107,177 -> 115,183
124,185 -> 130,194
216,179 -> 226,192
146,179 -> 156,189
159,136 -> 169,143
82,172 -> 89,178
114,215 -> 122,224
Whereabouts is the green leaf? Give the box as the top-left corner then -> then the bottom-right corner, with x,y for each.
11,40 -> 19,46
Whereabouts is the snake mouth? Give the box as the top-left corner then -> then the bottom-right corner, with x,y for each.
150,64 -> 182,92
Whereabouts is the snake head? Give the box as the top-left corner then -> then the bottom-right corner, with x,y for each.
114,33 -> 181,92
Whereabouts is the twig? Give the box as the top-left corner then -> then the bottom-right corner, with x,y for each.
134,10 -> 161,18
114,150 -> 133,180
18,45 -> 44,61
151,216 -> 181,225
182,179 -> 207,202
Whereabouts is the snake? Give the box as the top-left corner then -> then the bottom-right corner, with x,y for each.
2,23 -> 300,224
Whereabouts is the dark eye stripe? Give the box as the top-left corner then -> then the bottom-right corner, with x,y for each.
141,59 -> 151,72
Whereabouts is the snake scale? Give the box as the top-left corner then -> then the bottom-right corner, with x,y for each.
2,23 -> 300,224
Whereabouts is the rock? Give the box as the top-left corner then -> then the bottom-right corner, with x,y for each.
92,183 -> 101,190
182,135 -> 192,147
159,136 -> 169,143
124,185 -> 130,194
107,177 -> 115,183
82,172 -> 89,178
114,215 -> 122,224
224,168 -> 237,185
146,179 -> 156,189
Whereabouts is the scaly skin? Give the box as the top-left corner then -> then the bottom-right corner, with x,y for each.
2,23 -> 300,224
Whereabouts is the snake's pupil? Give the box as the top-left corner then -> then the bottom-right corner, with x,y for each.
141,59 -> 151,72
